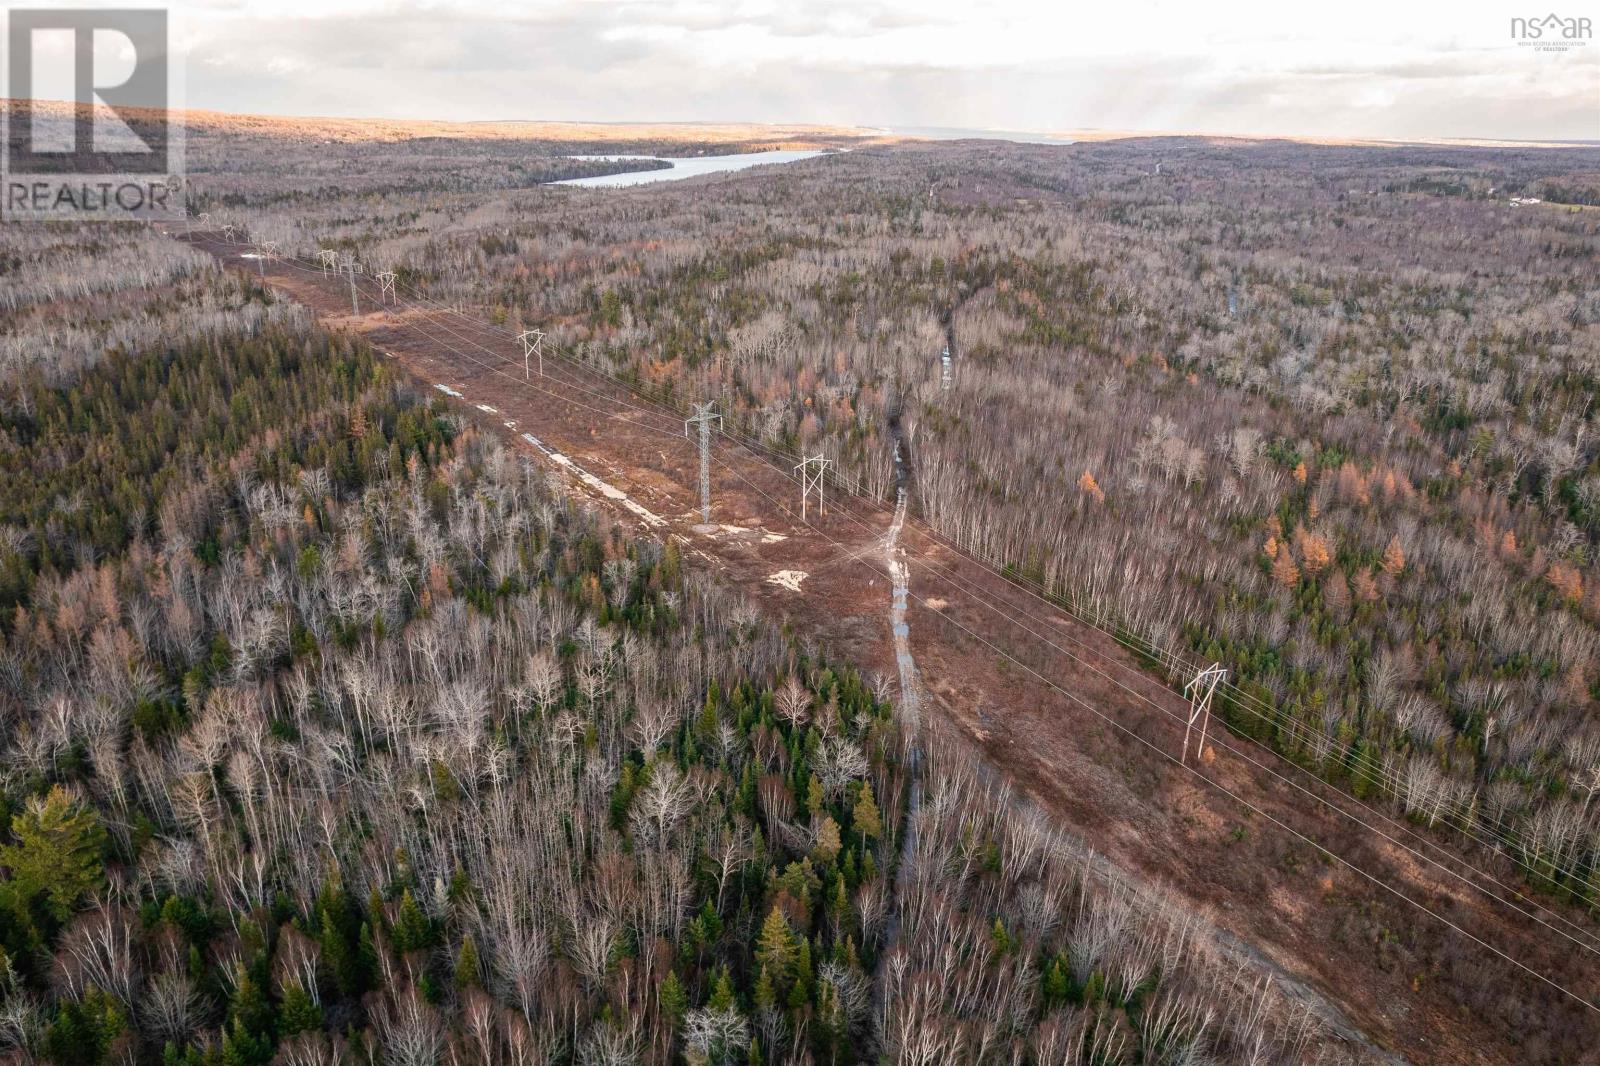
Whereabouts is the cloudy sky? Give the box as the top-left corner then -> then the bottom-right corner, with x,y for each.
29,0 -> 1600,139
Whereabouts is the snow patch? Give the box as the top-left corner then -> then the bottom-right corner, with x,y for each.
620,499 -> 667,528
767,570 -> 807,592
520,432 -> 556,458
433,383 -> 464,398
517,431 -> 665,528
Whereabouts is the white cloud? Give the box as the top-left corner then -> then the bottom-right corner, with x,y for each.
152,0 -> 1597,139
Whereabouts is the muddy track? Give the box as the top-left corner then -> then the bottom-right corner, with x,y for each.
877,430 -> 923,960
185,233 -> 1600,1065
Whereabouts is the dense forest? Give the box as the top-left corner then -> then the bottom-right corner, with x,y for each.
197,134 -> 1600,916
0,239 -> 1328,1065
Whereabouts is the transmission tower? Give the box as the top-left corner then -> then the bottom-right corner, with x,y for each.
794,454 -> 834,521
376,271 -> 398,304
222,223 -> 236,242
340,252 -> 360,316
684,402 -> 722,525
519,329 -> 545,379
318,249 -> 338,275
1181,663 -> 1228,764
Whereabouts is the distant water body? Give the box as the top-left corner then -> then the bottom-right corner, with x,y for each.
550,129 -> 1073,190
550,150 -> 829,188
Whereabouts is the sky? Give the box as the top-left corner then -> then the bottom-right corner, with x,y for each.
18,0 -> 1600,140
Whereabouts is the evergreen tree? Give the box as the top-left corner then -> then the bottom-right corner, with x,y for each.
447,866 -> 476,908
707,968 -> 736,1012
391,888 -> 436,955
0,786 -> 107,932
754,906 -> 795,984
659,970 -> 688,1032
454,934 -> 482,989
851,782 -> 882,841
219,1015 -> 271,1066
1041,956 -> 1071,1007
227,970 -> 274,1041
990,917 -> 1011,958
356,921 -> 379,985
790,938 -> 813,1006
278,979 -> 322,1036
318,907 -> 358,998
812,814 -> 842,865
43,986 -> 124,1066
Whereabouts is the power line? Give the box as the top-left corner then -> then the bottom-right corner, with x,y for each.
194,232 -> 1600,955
274,238 -> 1596,886
684,401 -> 721,525
211,235 -> 1600,898
794,454 -> 833,522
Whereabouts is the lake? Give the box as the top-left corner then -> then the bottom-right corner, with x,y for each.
550,150 -> 831,188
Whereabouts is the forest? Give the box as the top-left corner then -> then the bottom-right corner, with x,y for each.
192,132 -> 1600,917
0,231 -> 1328,1065
7,107 -> 1600,1062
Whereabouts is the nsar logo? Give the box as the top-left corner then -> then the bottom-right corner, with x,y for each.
1510,12 -> 1592,51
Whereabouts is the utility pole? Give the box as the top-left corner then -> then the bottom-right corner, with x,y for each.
318,249 -> 338,275
794,454 -> 834,522
1181,663 -> 1227,764
684,402 -> 722,525
519,329 -> 545,379
340,252 -> 360,316
376,271 -> 397,304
